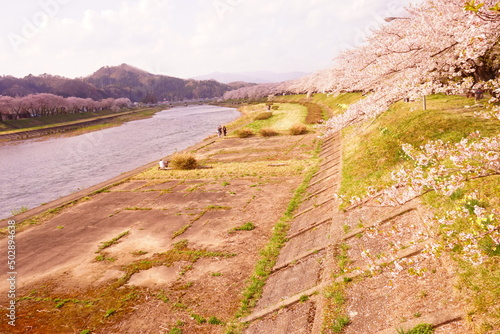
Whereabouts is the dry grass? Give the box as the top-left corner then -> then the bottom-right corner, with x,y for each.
289,124 -> 308,135
254,112 -> 273,121
235,128 -> 254,138
170,153 -> 198,170
259,128 -> 279,137
133,160 -> 315,181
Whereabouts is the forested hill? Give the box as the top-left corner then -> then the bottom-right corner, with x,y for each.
0,64 -> 233,102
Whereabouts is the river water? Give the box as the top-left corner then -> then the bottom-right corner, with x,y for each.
0,105 -> 239,219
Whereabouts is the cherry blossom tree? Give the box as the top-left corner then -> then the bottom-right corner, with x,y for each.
225,0 -> 500,134
307,0 -> 500,133
113,98 -> 132,110
0,95 -> 133,120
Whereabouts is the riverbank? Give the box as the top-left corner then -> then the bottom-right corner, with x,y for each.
0,105 -> 239,220
0,95 -> 492,333
0,107 -> 164,142
0,102 -> 322,333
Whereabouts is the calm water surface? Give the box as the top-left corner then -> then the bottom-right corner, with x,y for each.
0,105 -> 239,219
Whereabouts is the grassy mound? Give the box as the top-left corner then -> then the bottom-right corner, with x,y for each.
259,128 -> 279,137
170,153 -> 198,170
235,128 -> 254,138
289,124 -> 308,135
254,111 -> 273,121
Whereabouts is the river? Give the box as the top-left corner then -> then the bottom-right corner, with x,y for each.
0,105 -> 239,219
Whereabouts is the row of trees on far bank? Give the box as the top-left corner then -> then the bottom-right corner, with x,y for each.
0,94 -> 132,121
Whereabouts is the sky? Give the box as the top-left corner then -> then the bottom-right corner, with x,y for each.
0,0 -> 420,80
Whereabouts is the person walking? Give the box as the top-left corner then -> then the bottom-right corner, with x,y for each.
222,125 -> 227,136
217,125 -> 222,137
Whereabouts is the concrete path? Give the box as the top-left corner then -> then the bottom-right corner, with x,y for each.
241,132 -> 469,334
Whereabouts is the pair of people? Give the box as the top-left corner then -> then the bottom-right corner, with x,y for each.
217,125 -> 227,137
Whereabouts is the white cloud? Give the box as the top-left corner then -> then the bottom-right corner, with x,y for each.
0,0 -> 421,79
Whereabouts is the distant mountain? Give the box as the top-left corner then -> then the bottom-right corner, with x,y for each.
226,81 -> 259,90
192,71 -> 309,84
0,64 -> 232,102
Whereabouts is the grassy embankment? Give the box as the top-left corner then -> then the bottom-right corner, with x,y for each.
268,92 -> 499,333
271,92 -> 363,118
335,93 -> 500,333
220,102 -> 311,137
0,107 -> 164,136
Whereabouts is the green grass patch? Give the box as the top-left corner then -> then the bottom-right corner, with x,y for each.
167,327 -> 182,334
207,316 -> 224,325
339,93 -> 500,202
272,93 -> 363,118
243,103 -> 307,132
191,313 -> 206,324
422,176 -> 500,332
231,158 -> 319,323
131,250 -> 148,256
396,323 -> 434,334
322,242 -> 352,333
229,222 -> 256,233
322,282 -> 350,333
125,207 -> 152,211
97,231 -> 130,252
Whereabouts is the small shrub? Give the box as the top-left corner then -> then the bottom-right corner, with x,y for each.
397,323 -> 434,334
289,123 -> 308,135
331,316 -> 350,333
94,254 -> 105,262
98,231 -> 129,251
254,111 -> 273,120
156,291 -> 169,303
104,308 -> 116,318
10,206 -> 29,216
235,128 -> 254,138
168,327 -> 182,334
131,250 -> 148,256
299,295 -> 309,302
207,316 -> 224,325
170,153 -> 198,170
259,128 -> 279,137
231,222 -> 255,233
191,314 -> 206,324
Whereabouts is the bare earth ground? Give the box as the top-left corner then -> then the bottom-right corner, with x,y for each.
0,133 -> 318,334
